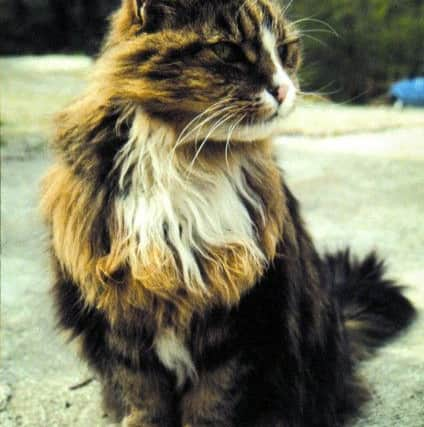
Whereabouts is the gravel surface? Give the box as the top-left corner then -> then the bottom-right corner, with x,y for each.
2,120 -> 423,425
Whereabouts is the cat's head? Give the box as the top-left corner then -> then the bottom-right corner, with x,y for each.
101,0 -> 301,143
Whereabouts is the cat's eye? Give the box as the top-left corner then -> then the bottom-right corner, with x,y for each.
278,44 -> 289,62
278,39 -> 300,69
210,42 -> 245,64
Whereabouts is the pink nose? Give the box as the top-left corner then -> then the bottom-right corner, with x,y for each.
277,84 -> 289,103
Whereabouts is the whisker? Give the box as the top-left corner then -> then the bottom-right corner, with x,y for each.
172,102 -> 235,159
225,136 -> 231,171
298,88 -> 341,99
225,113 -> 248,171
297,79 -> 342,99
298,92 -> 330,103
282,0 -> 295,16
190,105 -> 237,147
291,17 -> 339,38
187,112 -> 237,175
298,82 -> 335,94
335,90 -> 371,105
298,87 -> 370,105
175,98 -> 231,147
190,102 -> 251,147
223,107 -> 248,168
301,34 -> 331,48
297,29 -> 338,36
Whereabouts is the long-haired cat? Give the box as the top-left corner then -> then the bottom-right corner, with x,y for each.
40,1 -> 416,426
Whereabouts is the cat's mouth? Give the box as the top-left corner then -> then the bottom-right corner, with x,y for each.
225,97 -> 297,142
247,86 -> 298,126
177,90 -> 297,145
242,96 -> 297,127
262,111 -> 279,123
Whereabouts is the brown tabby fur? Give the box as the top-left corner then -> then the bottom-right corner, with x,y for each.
42,142 -> 285,328
41,1 -> 415,426
41,0 -> 294,329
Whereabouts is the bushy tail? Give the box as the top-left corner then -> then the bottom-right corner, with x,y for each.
323,250 -> 416,359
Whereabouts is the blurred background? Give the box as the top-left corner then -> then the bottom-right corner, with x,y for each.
1,1 -> 423,426
1,0 -> 424,103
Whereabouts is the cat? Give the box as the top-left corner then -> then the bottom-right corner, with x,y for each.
40,1 -> 416,426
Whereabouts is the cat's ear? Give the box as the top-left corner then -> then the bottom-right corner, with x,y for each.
131,0 -> 176,31
132,0 -> 149,29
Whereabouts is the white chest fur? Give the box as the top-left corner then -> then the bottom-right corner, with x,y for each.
114,111 -> 265,293
154,329 -> 196,388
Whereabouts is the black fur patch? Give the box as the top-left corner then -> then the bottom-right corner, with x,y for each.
324,250 -> 416,352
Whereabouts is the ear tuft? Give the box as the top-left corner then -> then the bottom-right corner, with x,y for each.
133,0 -> 148,28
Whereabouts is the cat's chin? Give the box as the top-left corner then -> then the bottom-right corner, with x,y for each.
230,107 -> 295,142
185,104 -> 296,146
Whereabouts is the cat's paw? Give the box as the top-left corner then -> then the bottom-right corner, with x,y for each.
122,411 -> 164,427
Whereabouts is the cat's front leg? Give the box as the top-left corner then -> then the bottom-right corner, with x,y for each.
181,358 -> 246,427
101,376 -> 126,424
111,362 -> 177,427
122,408 -> 170,427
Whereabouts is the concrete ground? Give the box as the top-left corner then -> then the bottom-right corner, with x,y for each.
1,127 -> 423,426
1,56 -> 423,427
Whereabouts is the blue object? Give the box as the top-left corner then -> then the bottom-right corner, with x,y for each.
390,77 -> 424,106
